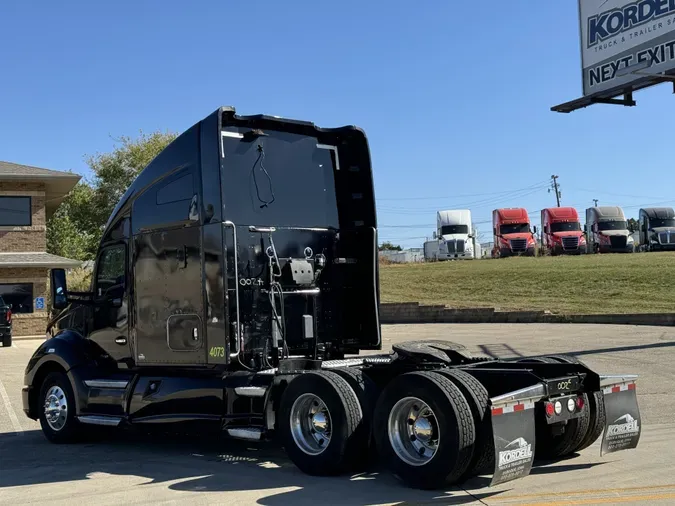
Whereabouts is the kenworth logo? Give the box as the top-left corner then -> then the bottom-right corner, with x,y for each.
588,0 -> 675,47
498,437 -> 533,469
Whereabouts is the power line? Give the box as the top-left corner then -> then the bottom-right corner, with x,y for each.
375,179 -> 551,202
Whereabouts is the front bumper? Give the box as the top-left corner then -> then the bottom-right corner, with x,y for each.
500,246 -> 535,257
22,385 -> 34,419
439,252 -> 474,259
598,245 -> 634,253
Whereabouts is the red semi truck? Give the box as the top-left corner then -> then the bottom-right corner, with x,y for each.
540,207 -> 586,255
492,208 -> 536,257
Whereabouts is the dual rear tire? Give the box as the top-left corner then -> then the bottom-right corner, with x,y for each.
279,368 -> 483,490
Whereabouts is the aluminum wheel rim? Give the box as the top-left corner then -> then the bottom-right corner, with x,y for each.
388,396 -> 440,466
44,385 -> 68,432
290,393 -> 332,456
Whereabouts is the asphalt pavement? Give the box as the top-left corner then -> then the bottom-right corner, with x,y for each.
0,323 -> 673,505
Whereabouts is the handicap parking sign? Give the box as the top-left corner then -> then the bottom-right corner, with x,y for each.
35,297 -> 45,310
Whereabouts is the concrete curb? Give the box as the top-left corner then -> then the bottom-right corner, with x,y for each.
379,302 -> 675,326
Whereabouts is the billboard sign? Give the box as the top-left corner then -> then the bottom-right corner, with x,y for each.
580,0 -> 675,96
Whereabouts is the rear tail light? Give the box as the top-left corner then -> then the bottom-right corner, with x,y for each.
567,398 -> 576,413
6,309 -> 11,324
576,395 -> 585,411
545,402 -> 555,417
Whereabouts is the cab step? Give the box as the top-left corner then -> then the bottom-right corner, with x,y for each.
226,427 -> 263,441
234,386 -> 267,398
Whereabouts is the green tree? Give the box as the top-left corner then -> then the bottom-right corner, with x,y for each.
379,242 -> 402,251
47,130 -> 178,260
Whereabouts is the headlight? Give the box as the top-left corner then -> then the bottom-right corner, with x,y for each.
627,236 -> 634,243
579,236 -> 586,243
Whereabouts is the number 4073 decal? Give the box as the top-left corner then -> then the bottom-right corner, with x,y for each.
209,346 -> 225,358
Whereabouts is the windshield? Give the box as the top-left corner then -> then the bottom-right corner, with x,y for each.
440,225 -> 469,235
221,131 -> 339,228
500,223 -> 530,235
551,222 -> 581,233
598,221 -> 626,231
650,218 -> 675,228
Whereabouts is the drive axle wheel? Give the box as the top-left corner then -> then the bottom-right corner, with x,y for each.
374,371 -> 475,490
279,371 -> 362,476
1,335 -> 10,348
38,372 -> 81,443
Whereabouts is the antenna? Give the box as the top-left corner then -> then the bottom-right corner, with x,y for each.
593,199 -> 599,207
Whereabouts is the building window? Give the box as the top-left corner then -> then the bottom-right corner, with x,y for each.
0,283 -> 33,313
0,196 -> 32,226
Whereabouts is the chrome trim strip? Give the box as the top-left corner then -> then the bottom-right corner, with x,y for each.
234,386 -> 267,397
227,428 -> 262,441
599,374 -> 638,388
224,220 -> 241,358
316,144 -> 341,171
83,380 -> 129,389
77,415 -> 123,427
490,383 -> 547,407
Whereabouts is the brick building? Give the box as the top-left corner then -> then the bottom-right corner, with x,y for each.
0,161 -> 82,337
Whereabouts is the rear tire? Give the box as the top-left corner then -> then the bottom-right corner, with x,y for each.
545,354 -> 605,452
278,371 -> 362,476
330,367 -> 380,469
38,372 -> 81,443
1,335 -> 10,347
374,371 -> 475,489
535,393 -> 591,459
434,369 -> 494,478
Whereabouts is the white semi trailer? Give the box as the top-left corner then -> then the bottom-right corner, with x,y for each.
424,209 -> 476,260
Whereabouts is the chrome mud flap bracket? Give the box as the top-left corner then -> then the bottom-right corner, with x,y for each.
599,375 -> 641,456
488,383 -> 545,486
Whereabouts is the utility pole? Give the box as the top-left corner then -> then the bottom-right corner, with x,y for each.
549,175 -> 561,207
593,199 -> 598,207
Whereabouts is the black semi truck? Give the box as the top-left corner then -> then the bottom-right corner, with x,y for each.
22,107 -> 641,489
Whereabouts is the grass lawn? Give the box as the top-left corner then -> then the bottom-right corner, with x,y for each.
379,251 -> 675,314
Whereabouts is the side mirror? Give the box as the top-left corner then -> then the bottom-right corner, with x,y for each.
50,269 -> 68,310
533,226 -> 538,234
432,232 -> 437,239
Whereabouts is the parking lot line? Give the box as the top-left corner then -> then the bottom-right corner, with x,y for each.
492,483 -> 675,501
522,492 -> 675,505
0,377 -> 24,435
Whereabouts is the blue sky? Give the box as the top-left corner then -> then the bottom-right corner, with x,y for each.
1,1 -> 673,247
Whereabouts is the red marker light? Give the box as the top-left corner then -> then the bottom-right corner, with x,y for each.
576,396 -> 585,411
545,402 -> 555,417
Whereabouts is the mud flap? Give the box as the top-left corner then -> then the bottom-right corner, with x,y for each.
489,399 -> 536,486
601,380 -> 641,456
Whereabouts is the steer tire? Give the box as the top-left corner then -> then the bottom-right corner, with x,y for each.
278,371 -> 362,476
38,372 -> 81,443
535,393 -> 591,460
374,371 -> 475,490
330,367 -> 380,469
434,368 -> 494,478
1,334 -> 10,348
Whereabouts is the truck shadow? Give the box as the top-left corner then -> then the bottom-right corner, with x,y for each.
477,339 -> 675,359
0,429 -> 507,505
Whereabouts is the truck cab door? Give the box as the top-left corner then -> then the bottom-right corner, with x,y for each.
89,244 -> 132,365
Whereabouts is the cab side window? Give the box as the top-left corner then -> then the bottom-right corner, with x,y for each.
96,245 -> 126,297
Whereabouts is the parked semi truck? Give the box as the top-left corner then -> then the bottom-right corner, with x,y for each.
425,209 -> 476,260
584,206 -> 634,254
23,107 -> 641,490
540,207 -> 585,255
492,208 -> 537,257
637,207 -> 675,252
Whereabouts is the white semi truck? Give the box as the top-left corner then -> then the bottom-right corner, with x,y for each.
424,209 -> 476,260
